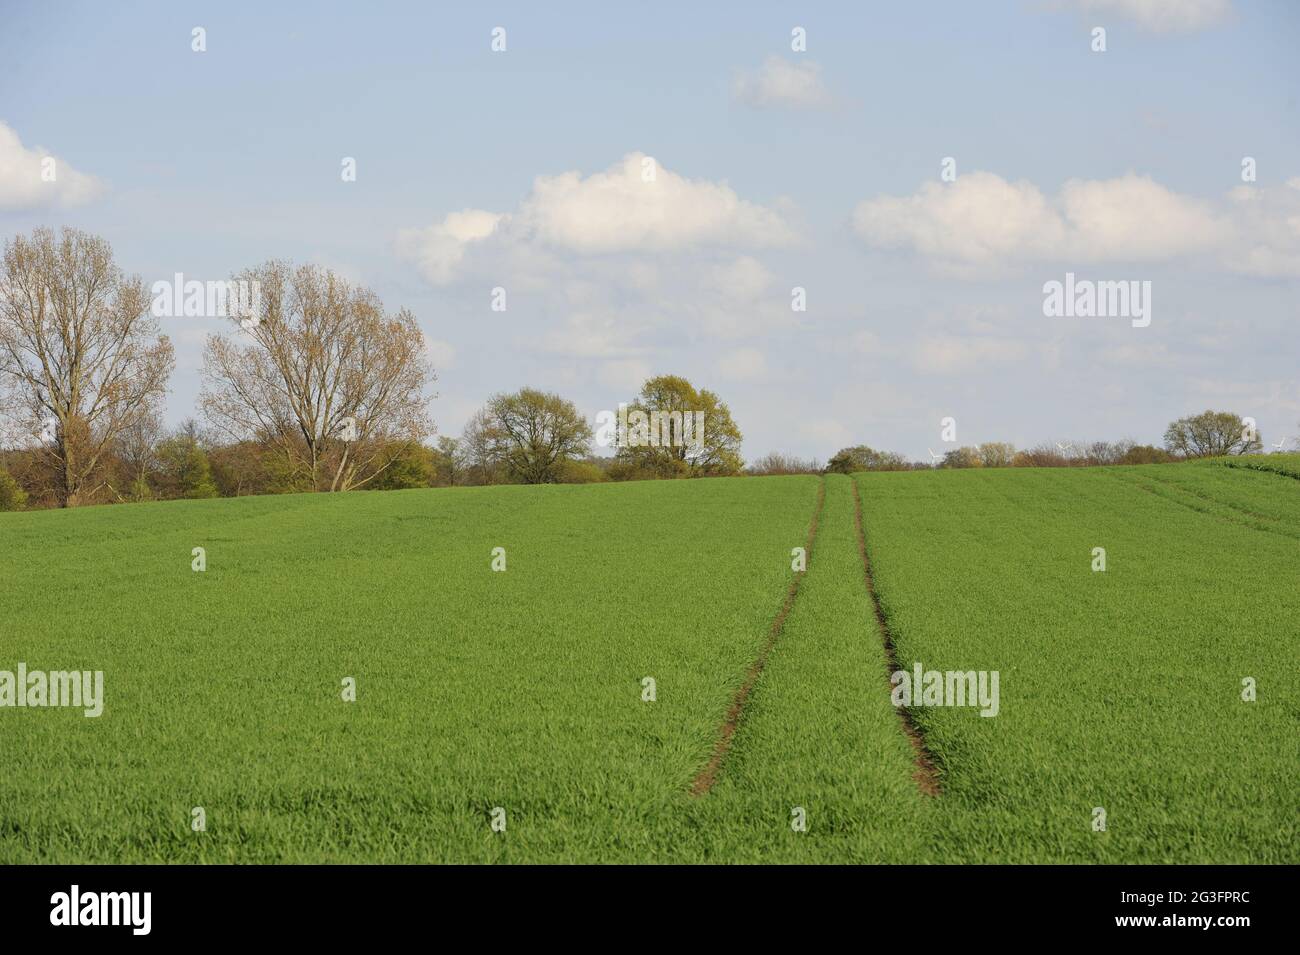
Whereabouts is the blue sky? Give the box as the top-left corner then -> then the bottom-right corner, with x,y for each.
2,0 -> 1297,460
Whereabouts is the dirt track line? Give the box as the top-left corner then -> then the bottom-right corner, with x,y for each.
850,479 -> 942,797
1110,470 -> 1300,542
688,476 -> 826,797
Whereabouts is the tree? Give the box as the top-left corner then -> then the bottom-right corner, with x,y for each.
0,466 -> 25,511
0,227 -> 175,506
112,407 -> 164,501
941,446 -> 984,469
978,442 -> 1016,468
1119,443 -> 1174,465
431,435 -> 467,486
826,445 -> 907,474
201,261 -> 433,492
614,375 -> 743,478
1163,410 -> 1262,458
153,422 -> 219,499
476,387 -> 592,484
367,442 -> 436,490
460,409 -> 505,485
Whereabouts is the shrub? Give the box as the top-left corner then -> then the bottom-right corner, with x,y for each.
0,467 -> 27,511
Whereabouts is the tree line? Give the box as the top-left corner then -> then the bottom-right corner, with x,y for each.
0,227 -> 1277,512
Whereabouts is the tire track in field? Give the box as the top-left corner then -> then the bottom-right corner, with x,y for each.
689,477 -> 826,797
850,479 -> 942,797
1108,469 -> 1300,541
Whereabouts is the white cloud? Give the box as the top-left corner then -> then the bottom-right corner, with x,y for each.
1220,179 -> 1300,277
518,153 -> 794,253
708,255 -> 773,301
852,171 -> 1250,274
0,121 -> 103,210
1058,175 -> 1222,259
395,209 -> 503,285
732,56 -> 832,110
1067,0 -> 1232,32
397,154 -> 794,287
853,172 -> 1067,273
718,346 -> 769,381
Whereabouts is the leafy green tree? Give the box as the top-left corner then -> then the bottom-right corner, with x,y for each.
479,388 -> 593,484
0,467 -> 26,511
614,375 -> 742,478
1163,410 -> 1262,458
154,430 -> 219,499
369,443 -> 436,490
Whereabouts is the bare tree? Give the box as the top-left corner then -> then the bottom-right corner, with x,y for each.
460,408 -> 504,485
0,227 -> 175,507
112,406 -> 165,501
201,261 -> 434,491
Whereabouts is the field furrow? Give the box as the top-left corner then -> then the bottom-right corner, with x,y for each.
853,466 -> 1298,863
0,477 -> 821,863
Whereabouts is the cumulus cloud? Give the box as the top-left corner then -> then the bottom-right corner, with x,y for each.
732,56 -> 832,110
518,153 -> 794,253
395,209 -> 504,285
707,255 -> 773,301
848,171 -> 1300,275
1067,0 -> 1232,32
1220,179 -> 1300,278
0,121 -> 103,210
397,154 -> 794,287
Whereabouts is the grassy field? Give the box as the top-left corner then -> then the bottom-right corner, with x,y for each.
0,463 -> 1294,863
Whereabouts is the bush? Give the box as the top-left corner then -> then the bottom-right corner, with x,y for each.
940,446 -> 984,469
559,458 -> 610,484
0,467 -> 27,511
1118,444 -> 1175,465
154,435 -> 219,499
369,444 -> 436,490
747,452 -> 822,475
826,445 -> 907,474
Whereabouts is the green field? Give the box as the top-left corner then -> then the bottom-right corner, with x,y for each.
1,464 -> 1295,863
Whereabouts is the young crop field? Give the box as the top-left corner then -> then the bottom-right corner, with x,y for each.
0,464 -> 1295,863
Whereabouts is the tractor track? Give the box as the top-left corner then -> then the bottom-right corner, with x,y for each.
688,476 -> 825,797
851,479 -> 942,797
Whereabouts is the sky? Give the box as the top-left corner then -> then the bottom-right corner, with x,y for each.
1,0 -> 1297,462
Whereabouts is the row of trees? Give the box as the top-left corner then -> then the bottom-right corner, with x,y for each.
0,227 -> 752,508
0,227 -> 1281,512
0,375 -> 746,505
754,412 -> 1268,477
0,228 -> 434,508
